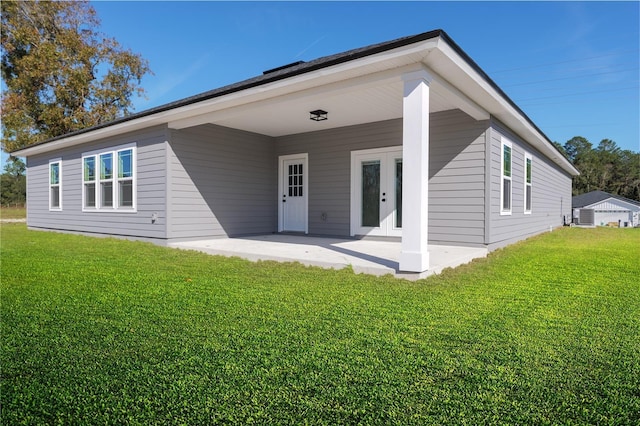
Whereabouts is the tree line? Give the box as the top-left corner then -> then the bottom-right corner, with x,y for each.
553,137 -> 640,201
1,157 -> 26,207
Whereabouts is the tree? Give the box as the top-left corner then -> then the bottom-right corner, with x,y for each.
565,136 -> 597,195
1,0 -> 151,152
0,156 -> 26,206
564,136 -> 592,164
617,149 -> 640,201
562,136 -> 640,201
552,141 -> 568,160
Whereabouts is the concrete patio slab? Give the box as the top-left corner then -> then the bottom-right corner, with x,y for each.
169,234 -> 488,280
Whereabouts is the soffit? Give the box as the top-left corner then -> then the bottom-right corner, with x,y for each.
171,72 -> 458,137
13,33 -> 578,176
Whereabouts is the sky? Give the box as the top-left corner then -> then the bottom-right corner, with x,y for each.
2,1 -> 639,165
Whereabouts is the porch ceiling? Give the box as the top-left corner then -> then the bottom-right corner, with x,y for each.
167,71 -> 464,138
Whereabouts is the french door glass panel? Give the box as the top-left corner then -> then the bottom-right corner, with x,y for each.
395,159 -> 402,228
361,161 -> 381,227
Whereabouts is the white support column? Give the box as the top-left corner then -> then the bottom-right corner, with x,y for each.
400,70 -> 432,273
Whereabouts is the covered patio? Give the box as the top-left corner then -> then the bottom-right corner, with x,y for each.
169,234 -> 488,280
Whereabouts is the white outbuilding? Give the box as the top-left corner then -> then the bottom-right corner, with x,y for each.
572,191 -> 640,227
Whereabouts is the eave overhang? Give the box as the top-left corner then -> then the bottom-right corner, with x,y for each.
11,29 -> 579,176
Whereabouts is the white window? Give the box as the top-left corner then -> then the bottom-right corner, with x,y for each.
82,144 -> 136,212
99,152 -> 114,208
117,149 -> 134,208
83,156 -> 96,208
49,159 -> 62,211
501,138 -> 512,215
524,153 -> 532,214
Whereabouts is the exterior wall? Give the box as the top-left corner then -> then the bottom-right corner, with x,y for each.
276,119 -> 401,236
582,200 -> 639,227
23,110 -> 573,248
487,119 -> 573,249
167,124 -> 276,239
276,110 -> 489,244
26,126 -> 169,239
429,110 -> 488,245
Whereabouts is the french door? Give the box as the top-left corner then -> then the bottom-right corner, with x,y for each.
351,147 -> 402,237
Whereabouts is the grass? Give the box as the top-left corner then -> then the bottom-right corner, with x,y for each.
1,224 -> 639,425
0,206 -> 26,220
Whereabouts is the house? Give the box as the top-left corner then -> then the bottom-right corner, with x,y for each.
572,190 -> 640,227
12,30 -> 579,273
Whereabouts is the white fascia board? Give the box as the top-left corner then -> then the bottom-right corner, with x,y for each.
12,113 -> 171,157
15,39 -> 439,158
433,40 -> 579,176
169,63 -> 425,130
168,41 -> 438,128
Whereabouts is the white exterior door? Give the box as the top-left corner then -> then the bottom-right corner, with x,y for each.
279,154 -> 308,233
351,147 -> 403,237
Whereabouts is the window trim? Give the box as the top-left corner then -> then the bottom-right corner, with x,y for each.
49,158 -> 62,211
99,152 -> 114,208
82,143 -> 136,213
117,149 -> 135,209
500,137 -> 512,215
524,152 -> 532,214
83,155 -> 97,209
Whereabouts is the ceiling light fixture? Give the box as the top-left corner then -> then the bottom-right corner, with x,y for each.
309,109 -> 328,121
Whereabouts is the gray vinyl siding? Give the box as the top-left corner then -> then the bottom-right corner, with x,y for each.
487,119 -> 573,248
428,110 -> 488,245
276,119 -> 402,236
167,124 -> 276,239
276,110 -> 489,244
26,126 -> 169,239
23,109 -> 571,249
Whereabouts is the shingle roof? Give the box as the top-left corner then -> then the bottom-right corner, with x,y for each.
11,30 -> 446,153
10,28 -> 570,174
572,190 -> 640,208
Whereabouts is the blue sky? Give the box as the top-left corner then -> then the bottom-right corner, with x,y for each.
3,1 -> 639,165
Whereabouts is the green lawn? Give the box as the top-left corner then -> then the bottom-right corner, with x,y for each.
1,224 -> 639,425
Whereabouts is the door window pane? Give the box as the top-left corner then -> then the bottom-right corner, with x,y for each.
395,159 -> 402,228
287,162 -> 303,198
361,160 -> 380,227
